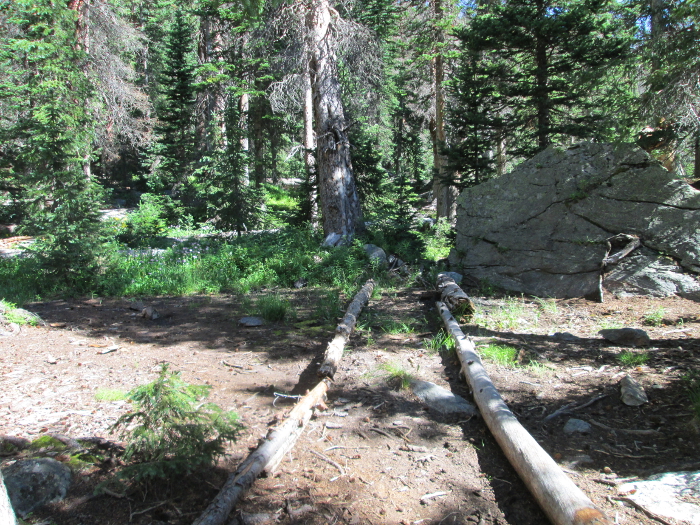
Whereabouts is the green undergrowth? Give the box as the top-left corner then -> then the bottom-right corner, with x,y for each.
479,343 -> 519,366
618,349 -> 649,367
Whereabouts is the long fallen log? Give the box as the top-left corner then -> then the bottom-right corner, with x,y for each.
437,301 -> 611,525
192,380 -> 329,525
318,279 -> 374,379
193,280 -> 375,525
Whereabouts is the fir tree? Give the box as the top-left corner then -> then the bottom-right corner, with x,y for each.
0,0 -> 106,287
148,8 -> 197,193
456,0 -> 634,160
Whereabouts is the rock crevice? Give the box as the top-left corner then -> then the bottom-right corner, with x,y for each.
449,142 -> 700,299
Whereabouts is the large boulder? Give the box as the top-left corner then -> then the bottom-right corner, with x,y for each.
2,458 -> 72,517
449,142 -> 700,299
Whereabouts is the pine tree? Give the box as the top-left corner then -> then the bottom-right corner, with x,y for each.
456,0 -> 634,160
0,0 -> 106,287
147,8 -> 197,193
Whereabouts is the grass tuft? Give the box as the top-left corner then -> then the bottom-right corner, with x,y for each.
643,307 -> 666,327
257,294 -> 291,322
95,388 -> 128,402
479,344 -> 518,366
617,350 -> 649,367
424,330 -> 455,354
380,362 -> 414,389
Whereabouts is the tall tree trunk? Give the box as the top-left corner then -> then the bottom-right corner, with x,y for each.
306,0 -> 361,245
695,134 -> 700,180
432,0 -> 457,221
239,93 -> 250,183
252,97 -> 265,187
303,57 -> 319,226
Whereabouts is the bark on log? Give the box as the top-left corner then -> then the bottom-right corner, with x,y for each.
318,279 -> 374,379
192,380 -> 329,525
436,273 -> 475,316
436,301 -> 611,525
0,470 -> 17,525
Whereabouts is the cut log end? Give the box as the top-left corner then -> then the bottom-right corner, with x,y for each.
572,507 -> 611,525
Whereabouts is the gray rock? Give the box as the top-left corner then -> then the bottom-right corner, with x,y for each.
440,271 -> 463,284
551,332 -> 581,342
363,244 -> 388,267
410,380 -> 478,416
239,316 -> 264,327
563,418 -> 592,434
599,328 -> 650,347
2,458 -> 72,517
605,248 -> 700,298
620,374 -> 649,406
449,142 -> 700,299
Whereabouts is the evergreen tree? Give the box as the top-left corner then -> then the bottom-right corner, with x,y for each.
456,0 -> 634,160
0,0 -> 106,287
147,8 -> 197,193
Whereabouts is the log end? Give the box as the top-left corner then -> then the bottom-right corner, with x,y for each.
573,507 -> 611,525
318,363 -> 336,380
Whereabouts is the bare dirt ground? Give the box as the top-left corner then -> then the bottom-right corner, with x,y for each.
1,287 -> 700,525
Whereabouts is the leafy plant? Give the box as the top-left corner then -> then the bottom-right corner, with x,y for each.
315,289 -> 341,323
257,294 -> 291,322
643,307 -> 666,327
618,350 -> 649,367
479,344 -> 518,366
111,364 -> 241,484
380,362 -> 414,390
0,300 -> 39,326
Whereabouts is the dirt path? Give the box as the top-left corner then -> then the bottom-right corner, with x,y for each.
1,289 -> 699,525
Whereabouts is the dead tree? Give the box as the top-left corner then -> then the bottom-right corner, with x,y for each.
437,301 -> 611,525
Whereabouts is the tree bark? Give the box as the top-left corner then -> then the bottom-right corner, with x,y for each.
0,470 -> 17,525
306,0 -> 362,245
437,301 -> 611,525
318,279 -> 374,378
303,55 -> 319,226
436,273 -> 474,316
191,380 -> 329,525
432,0 -> 457,221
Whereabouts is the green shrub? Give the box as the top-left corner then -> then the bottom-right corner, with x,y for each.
111,364 -> 241,484
257,294 -> 290,322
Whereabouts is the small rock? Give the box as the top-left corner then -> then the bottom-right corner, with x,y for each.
551,332 -> 580,342
45,354 -> 57,364
293,278 -> 308,289
599,328 -> 650,346
440,271 -> 463,284
238,512 -> 274,525
363,244 -> 388,267
239,316 -> 264,327
141,306 -> 159,320
2,458 -> 72,517
563,418 -> 592,434
410,380 -> 478,416
620,374 -> 649,406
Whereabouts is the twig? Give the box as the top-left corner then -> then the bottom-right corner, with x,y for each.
592,476 -> 638,486
309,449 -> 345,476
273,392 -> 302,406
420,491 -> 448,503
589,418 -> 660,436
221,361 -> 244,369
323,445 -> 369,452
129,500 -> 169,521
369,427 -> 396,440
612,497 -> 675,525
543,394 -> 607,421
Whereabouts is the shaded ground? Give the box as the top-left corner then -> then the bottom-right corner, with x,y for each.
1,287 -> 699,525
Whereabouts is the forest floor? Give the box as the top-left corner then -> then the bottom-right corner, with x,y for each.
1,286 -> 700,525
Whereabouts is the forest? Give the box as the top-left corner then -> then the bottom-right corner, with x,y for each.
1,2 -> 700,525
0,0 -> 698,295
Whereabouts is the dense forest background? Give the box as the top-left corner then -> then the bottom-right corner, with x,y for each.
0,0 -> 698,293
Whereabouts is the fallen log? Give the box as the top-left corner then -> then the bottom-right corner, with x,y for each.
192,380 -> 329,525
318,279 -> 374,379
437,273 -> 475,316
437,301 -> 611,525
